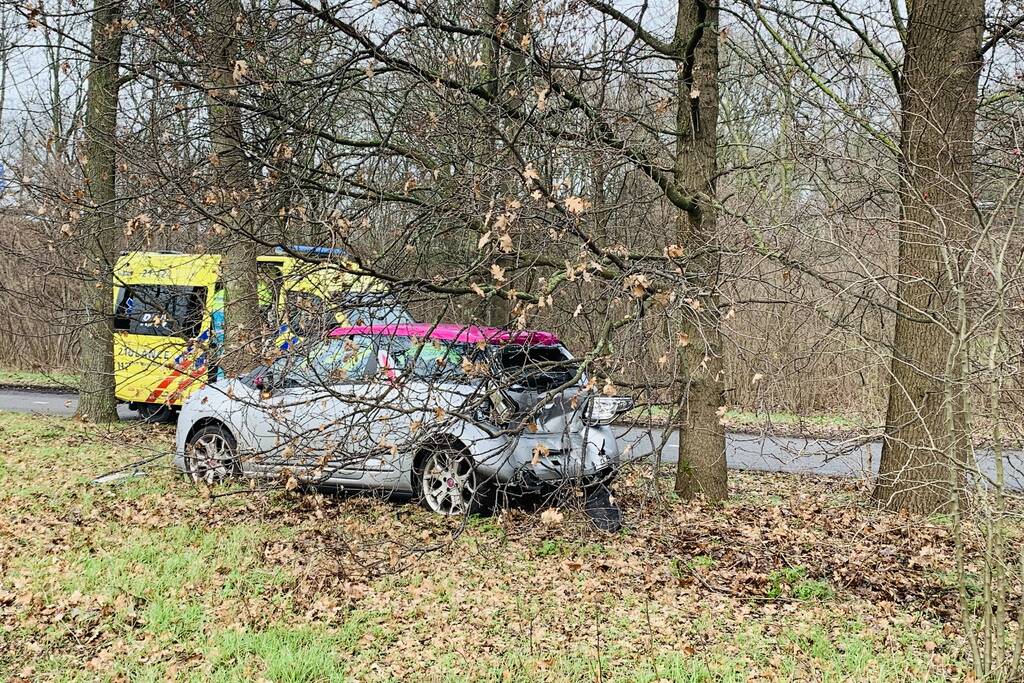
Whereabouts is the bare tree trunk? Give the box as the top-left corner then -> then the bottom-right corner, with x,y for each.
207,0 -> 259,375
672,0 -> 728,502
873,0 -> 983,514
75,0 -> 124,423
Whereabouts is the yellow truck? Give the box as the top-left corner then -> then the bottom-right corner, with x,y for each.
113,248 -> 406,418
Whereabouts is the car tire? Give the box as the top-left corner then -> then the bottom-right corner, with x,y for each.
184,423 -> 240,485
417,445 -> 488,517
584,482 -> 623,532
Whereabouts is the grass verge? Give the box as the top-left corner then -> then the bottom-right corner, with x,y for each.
0,412 -> 969,681
0,367 -> 79,390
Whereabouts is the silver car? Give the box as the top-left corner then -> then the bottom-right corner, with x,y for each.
174,323 -> 632,526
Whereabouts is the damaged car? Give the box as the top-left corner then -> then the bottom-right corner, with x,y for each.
174,323 -> 633,529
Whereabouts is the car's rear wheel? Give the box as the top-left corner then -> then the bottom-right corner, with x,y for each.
184,424 -> 240,485
418,446 -> 484,516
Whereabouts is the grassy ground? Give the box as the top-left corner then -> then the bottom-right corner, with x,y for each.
625,405 -> 875,440
0,367 -> 79,389
0,412 -> 971,682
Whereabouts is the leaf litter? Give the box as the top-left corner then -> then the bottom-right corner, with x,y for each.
0,413 -> 984,681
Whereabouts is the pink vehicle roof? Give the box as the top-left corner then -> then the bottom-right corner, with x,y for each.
328,323 -> 561,347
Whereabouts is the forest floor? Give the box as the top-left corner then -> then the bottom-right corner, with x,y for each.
0,412 -> 980,682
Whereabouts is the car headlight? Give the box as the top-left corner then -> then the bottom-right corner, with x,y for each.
585,395 -> 634,425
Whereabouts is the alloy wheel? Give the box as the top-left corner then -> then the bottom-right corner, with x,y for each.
420,449 -> 479,516
186,429 -> 239,484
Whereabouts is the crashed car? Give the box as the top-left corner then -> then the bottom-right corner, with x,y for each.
174,323 -> 633,528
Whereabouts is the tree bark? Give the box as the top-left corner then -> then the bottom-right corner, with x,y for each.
207,0 -> 260,375
874,0 -> 983,514
75,0 -> 124,423
672,0 -> 728,502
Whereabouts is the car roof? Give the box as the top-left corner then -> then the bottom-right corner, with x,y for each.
328,323 -> 560,346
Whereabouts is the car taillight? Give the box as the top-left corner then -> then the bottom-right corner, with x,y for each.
585,396 -> 634,425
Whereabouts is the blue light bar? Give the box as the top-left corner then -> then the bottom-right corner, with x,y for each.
273,245 -> 350,259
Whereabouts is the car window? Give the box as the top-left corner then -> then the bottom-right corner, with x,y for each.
379,336 -> 479,381
114,285 -> 207,338
275,335 -> 375,388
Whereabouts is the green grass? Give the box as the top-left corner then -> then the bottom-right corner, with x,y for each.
0,366 -> 79,388
624,404 -> 864,432
203,616 -> 376,683
688,554 -> 716,570
0,411 -> 967,682
535,538 -> 567,557
767,566 -> 834,601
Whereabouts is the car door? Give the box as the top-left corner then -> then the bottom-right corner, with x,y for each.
310,335 -> 399,486
313,334 -> 417,488
244,336 -> 375,482
372,336 -> 475,476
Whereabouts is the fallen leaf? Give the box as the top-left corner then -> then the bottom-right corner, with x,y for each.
540,508 -> 564,525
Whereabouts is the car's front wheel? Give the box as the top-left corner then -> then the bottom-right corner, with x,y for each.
184,424 -> 240,485
418,446 -> 485,517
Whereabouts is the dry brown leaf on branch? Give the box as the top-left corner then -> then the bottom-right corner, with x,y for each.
232,59 -> 249,83
564,195 -> 589,214
497,233 -> 514,253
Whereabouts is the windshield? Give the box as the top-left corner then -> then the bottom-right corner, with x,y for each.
497,345 -> 579,392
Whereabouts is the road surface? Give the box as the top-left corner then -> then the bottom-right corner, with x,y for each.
614,426 -> 1024,490
0,387 -> 138,420
3,387 -> 1022,489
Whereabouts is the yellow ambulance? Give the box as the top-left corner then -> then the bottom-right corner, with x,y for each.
113,247 -> 407,418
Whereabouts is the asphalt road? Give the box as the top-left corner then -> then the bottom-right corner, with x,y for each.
615,426 -> 1024,490
3,387 -> 1022,489
0,387 -> 139,420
